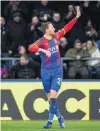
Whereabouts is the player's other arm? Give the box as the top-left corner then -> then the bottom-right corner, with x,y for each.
28,40 -> 51,57
56,6 -> 81,39
28,39 -> 42,52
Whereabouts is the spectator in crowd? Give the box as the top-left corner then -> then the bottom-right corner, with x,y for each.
85,20 -> 98,40
52,12 -> 65,32
4,0 -> 28,21
18,45 -> 27,56
83,1 -> 100,30
64,4 -> 75,21
18,45 -> 41,65
83,1 -> 89,8
27,15 -> 43,45
0,17 -> 8,54
59,37 -> 68,57
82,42 -> 87,50
64,5 -> 86,48
7,12 -> 26,56
65,40 -> 90,79
8,54 -> 40,79
86,40 -> 100,78
33,0 -> 52,22
59,37 -> 68,78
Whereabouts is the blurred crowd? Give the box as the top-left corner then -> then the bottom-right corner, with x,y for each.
1,0 -> 100,79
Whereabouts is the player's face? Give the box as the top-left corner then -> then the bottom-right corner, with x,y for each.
47,23 -> 55,35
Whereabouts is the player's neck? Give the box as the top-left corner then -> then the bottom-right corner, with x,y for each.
44,34 -> 52,40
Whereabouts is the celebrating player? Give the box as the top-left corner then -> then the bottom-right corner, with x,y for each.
28,6 -> 81,129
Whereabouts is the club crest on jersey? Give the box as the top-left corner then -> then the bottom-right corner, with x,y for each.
48,45 -> 59,54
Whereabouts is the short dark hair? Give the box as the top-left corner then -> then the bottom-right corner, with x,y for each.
41,22 -> 51,33
21,54 -> 29,60
52,11 -> 60,16
74,39 -> 81,45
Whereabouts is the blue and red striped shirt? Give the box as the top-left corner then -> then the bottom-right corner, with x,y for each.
28,17 -> 77,69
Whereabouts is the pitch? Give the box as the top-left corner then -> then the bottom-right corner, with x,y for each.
1,120 -> 100,131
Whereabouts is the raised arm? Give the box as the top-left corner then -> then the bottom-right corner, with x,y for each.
56,6 -> 81,39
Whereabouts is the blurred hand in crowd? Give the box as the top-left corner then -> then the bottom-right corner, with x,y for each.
76,55 -> 81,60
8,50 -> 13,55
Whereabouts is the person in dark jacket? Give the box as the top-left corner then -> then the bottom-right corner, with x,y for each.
4,1 -> 28,21
33,0 -> 52,22
85,19 -> 98,40
18,45 -> 41,64
59,37 -> 68,57
7,12 -> 26,56
65,40 -> 90,79
9,54 -> 40,79
52,12 -> 65,32
0,17 -> 8,53
27,15 -> 43,45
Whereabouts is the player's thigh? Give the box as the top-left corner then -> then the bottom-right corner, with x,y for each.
51,68 -> 62,92
41,70 -> 51,94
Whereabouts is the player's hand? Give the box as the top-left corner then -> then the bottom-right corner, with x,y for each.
39,48 -> 51,57
76,55 -> 81,60
35,52 -> 39,55
76,6 -> 81,18
45,50 -> 51,57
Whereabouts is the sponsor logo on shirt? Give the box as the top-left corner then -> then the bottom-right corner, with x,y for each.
48,45 -> 59,54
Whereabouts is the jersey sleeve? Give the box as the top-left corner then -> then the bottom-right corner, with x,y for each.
28,39 -> 43,52
55,17 -> 77,39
